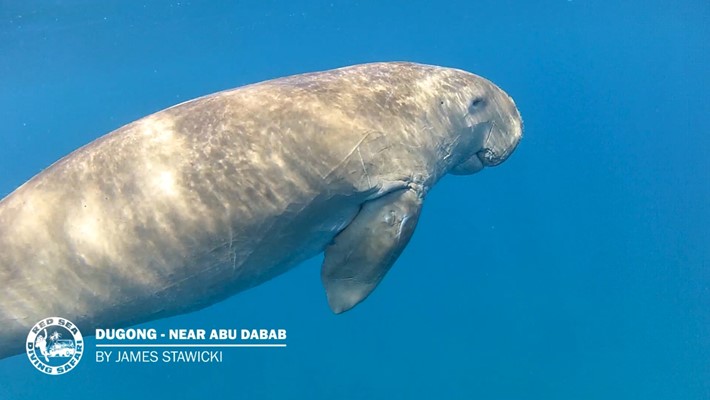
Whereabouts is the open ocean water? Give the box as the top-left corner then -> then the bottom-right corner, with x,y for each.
0,1 -> 708,399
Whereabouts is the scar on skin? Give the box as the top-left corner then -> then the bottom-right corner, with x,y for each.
356,147 -> 372,187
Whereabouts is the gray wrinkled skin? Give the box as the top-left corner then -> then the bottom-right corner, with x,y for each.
0,62 -> 522,358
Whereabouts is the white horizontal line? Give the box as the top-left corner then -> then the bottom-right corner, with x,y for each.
95,344 -> 286,348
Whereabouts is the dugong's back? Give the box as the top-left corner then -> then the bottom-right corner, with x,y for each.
0,62 -> 523,359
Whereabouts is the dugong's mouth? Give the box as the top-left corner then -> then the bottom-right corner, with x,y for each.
476,147 -> 503,167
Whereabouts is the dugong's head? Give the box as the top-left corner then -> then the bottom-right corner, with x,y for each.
430,67 -> 523,175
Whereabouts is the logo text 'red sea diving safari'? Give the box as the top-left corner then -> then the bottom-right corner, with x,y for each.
26,317 -> 83,375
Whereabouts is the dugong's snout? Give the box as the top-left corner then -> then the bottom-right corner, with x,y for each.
449,90 -> 523,175
475,85 -> 524,167
476,115 -> 522,167
447,71 -> 523,176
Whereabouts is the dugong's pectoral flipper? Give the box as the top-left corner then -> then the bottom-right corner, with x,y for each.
321,189 -> 423,313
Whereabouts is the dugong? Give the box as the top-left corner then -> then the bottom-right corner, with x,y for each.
0,62 -> 522,358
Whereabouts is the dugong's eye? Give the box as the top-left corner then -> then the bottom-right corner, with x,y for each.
468,97 -> 486,113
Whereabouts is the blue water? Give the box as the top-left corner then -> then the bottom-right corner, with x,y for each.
0,1 -> 708,398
